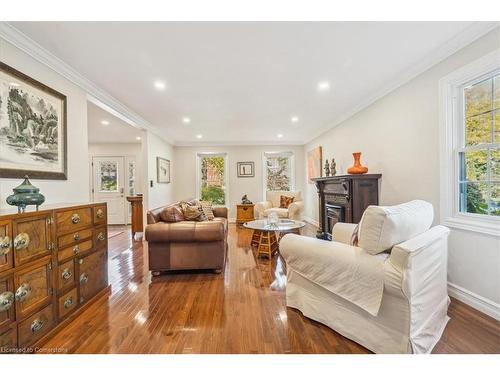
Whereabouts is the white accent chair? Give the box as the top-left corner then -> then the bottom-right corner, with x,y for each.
254,190 -> 304,220
280,200 -> 450,354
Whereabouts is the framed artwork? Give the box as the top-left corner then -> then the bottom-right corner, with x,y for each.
307,146 -> 322,183
0,62 -> 67,179
237,161 -> 254,177
156,157 -> 170,183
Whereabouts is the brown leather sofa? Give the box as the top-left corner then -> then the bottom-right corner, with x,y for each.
145,201 -> 228,274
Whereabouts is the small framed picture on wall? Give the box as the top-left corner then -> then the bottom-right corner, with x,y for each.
156,157 -> 170,183
237,161 -> 254,178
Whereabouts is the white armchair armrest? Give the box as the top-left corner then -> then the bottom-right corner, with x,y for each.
254,200 -> 272,219
288,201 -> 304,220
332,222 -> 357,245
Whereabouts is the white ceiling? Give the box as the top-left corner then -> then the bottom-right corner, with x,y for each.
10,22 -> 495,145
87,101 -> 143,144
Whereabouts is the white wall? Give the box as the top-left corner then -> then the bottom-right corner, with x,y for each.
173,145 -> 305,220
0,38 -> 90,208
145,132 -> 174,210
304,28 -> 500,314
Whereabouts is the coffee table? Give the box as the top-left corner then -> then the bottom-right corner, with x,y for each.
243,219 -> 306,258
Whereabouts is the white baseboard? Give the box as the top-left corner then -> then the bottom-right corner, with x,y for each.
302,216 -> 319,227
228,217 -> 236,224
448,282 -> 500,321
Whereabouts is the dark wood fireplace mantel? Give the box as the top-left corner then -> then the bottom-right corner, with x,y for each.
312,174 -> 381,240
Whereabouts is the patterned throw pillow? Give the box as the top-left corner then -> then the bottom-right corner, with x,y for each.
279,195 -> 295,209
200,201 -> 215,221
159,205 -> 184,222
181,202 -> 206,221
350,224 -> 359,247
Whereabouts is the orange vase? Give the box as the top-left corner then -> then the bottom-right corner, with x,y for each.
347,152 -> 368,174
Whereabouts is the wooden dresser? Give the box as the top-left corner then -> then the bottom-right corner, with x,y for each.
0,203 -> 109,352
312,175 -> 381,240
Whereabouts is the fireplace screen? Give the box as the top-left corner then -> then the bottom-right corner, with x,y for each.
325,203 -> 345,238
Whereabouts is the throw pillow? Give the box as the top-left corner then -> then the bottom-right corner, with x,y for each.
350,224 -> 359,247
200,201 -> 215,221
159,205 -> 184,223
181,202 -> 206,221
280,195 -> 295,209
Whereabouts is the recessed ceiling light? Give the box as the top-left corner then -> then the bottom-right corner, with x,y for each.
135,136 -> 141,140
183,117 -> 191,124
317,81 -> 330,91
196,134 -> 203,139
291,116 -> 299,123
154,80 -> 166,91
101,120 -> 110,125
277,133 -> 284,139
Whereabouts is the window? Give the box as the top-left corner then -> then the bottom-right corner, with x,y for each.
263,151 -> 295,192
197,153 -> 227,205
459,73 -> 499,216
439,50 -> 500,236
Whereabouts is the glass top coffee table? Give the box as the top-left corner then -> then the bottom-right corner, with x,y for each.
243,219 -> 305,258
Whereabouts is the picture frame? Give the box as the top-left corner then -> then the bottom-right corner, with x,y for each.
0,61 -> 67,180
237,161 -> 254,177
156,156 -> 170,183
307,146 -> 322,183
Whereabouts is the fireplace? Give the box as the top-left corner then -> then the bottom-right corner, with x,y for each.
325,203 -> 344,241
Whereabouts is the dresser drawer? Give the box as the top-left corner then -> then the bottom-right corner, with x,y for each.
12,214 -> 52,267
57,259 -> 75,291
58,288 -> 77,320
14,256 -> 52,320
0,325 -> 17,352
93,227 -> 107,250
56,207 -> 92,235
0,276 -> 15,331
93,205 -> 107,226
58,239 -> 93,263
18,304 -> 54,348
0,220 -> 13,274
57,228 -> 92,249
324,180 -> 350,195
78,248 -> 107,304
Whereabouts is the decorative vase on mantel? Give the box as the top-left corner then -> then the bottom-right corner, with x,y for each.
347,152 -> 368,174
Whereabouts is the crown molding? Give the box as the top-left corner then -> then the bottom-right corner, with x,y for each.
305,21 -> 500,144
173,140 -> 304,147
0,21 -> 173,145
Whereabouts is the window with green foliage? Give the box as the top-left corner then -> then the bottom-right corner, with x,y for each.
198,153 -> 226,205
458,72 -> 499,216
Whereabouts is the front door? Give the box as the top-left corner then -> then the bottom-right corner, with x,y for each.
92,156 -> 125,225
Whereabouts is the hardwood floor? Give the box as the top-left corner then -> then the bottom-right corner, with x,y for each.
40,224 -> 499,354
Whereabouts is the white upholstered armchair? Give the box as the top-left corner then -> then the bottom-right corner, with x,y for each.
254,190 -> 304,220
280,200 -> 450,354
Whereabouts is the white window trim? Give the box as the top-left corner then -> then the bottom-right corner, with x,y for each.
195,152 -> 229,207
262,151 -> 295,200
439,49 -> 500,237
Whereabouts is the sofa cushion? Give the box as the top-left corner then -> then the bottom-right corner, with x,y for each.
280,195 -> 295,208
145,220 -> 226,243
159,204 -> 184,223
266,190 -> 302,208
181,202 -> 206,221
264,207 -> 289,218
358,200 -> 434,255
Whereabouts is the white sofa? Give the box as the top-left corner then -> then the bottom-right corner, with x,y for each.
254,190 -> 304,220
280,200 -> 450,354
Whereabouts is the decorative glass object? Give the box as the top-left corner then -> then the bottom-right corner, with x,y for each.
267,212 -> 279,227
6,175 -> 45,213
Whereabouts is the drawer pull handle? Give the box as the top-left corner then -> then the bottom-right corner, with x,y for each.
13,233 -> 30,251
61,268 -> 72,280
15,283 -> 32,302
0,291 -> 14,312
64,296 -> 73,309
97,232 -> 105,241
78,259 -> 83,265
0,236 -> 11,255
96,208 -> 104,219
73,232 -> 80,241
71,214 -> 81,224
73,245 -> 80,254
30,318 -> 44,334
80,273 -> 88,285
